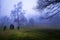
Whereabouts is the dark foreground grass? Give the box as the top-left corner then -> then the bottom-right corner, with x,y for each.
0,28 -> 60,40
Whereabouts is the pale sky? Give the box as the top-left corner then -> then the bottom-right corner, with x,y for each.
0,0 -> 39,18
1,0 -> 21,17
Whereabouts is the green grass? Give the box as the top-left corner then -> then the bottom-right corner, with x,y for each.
0,28 -> 60,40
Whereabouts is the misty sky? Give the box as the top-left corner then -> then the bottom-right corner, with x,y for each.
0,0 -> 60,26
0,0 -> 21,17
1,0 -> 60,19
0,0 -> 39,18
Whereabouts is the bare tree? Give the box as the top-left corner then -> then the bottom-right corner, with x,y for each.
41,2 -> 60,19
37,0 -> 60,10
11,2 -> 27,29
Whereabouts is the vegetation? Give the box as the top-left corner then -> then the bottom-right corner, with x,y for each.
0,28 -> 60,40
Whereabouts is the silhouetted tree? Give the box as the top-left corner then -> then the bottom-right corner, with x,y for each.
10,24 -> 14,30
3,26 -> 6,31
17,26 -> 19,30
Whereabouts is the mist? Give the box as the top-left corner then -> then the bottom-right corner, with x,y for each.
0,0 -> 60,27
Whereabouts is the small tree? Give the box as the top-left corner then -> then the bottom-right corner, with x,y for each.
3,26 -> 6,31
10,24 -> 14,30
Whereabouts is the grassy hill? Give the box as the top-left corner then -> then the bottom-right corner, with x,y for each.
0,28 -> 60,40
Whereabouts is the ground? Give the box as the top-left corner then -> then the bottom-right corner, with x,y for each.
0,28 -> 60,40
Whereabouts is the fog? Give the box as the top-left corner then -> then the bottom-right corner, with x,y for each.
0,0 -> 60,27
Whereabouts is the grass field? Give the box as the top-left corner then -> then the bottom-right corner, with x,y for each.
0,28 -> 60,40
